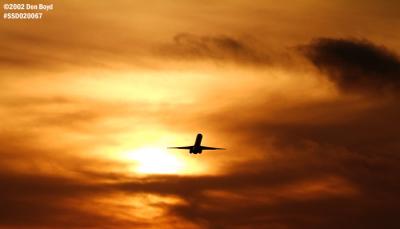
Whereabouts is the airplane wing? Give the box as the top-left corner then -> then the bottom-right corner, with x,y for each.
167,146 -> 192,149
201,146 -> 225,150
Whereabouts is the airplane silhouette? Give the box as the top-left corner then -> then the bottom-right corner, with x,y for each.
168,133 -> 225,154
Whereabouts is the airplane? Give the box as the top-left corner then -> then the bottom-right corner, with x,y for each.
168,133 -> 225,154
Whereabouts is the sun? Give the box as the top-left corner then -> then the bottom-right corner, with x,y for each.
123,147 -> 184,175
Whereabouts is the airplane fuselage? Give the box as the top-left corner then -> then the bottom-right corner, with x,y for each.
190,133 -> 203,154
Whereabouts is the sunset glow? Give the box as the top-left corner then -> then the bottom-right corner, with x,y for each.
124,147 -> 184,175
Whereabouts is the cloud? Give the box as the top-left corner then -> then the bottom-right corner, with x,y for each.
0,131 -> 148,228
2,37 -> 399,228
159,33 -> 271,66
184,83 -> 400,228
0,170 -> 149,229
300,38 -> 400,94
1,91 -> 400,229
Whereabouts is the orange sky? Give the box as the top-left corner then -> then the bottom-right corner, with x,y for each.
1,0 -> 400,228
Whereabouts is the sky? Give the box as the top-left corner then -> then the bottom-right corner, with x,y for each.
1,0 -> 400,228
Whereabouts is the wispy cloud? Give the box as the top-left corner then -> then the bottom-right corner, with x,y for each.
158,33 -> 271,66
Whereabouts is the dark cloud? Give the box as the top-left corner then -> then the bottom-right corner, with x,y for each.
0,164 -> 396,229
184,90 -> 400,228
1,113 -> 400,229
160,33 -> 271,66
300,38 -> 400,94
0,132 -> 143,228
0,170 -> 148,229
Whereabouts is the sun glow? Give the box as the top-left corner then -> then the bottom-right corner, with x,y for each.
124,147 -> 184,174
